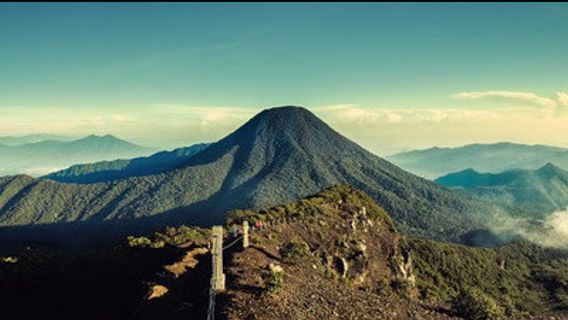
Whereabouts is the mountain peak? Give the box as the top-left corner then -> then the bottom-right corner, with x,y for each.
0,104 -> 501,245
83,134 -> 119,141
263,105 -> 309,112
540,162 -> 557,169
460,168 -> 480,174
435,168 -> 488,188
261,105 -> 311,114
537,162 -> 564,175
75,134 -> 135,146
436,168 -> 481,180
67,134 -> 152,153
189,105 -> 355,166
197,106 -> 330,149
252,105 -> 318,126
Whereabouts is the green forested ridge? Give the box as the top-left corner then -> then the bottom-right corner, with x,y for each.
435,163 -> 568,216
44,143 -> 211,183
0,106 -> 509,242
407,237 -> 568,317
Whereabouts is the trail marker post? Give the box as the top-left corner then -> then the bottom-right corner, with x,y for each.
242,221 -> 250,248
211,226 -> 225,292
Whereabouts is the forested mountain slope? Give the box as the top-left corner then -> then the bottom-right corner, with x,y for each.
44,143 -> 210,183
0,106 -> 505,242
436,163 -> 568,215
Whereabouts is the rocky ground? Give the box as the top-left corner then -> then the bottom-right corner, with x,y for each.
217,187 -> 459,320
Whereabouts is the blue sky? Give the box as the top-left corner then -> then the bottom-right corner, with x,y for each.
1,3 -> 568,154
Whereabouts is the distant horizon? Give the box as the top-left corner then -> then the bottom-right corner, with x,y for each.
2,3 -> 568,154
2,122 -> 568,157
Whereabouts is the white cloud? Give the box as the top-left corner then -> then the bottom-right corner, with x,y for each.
557,92 -> 568,107
313,104 -> 395,124
540,209 -> 568,248
2,97 -> 568,155
453,90 -> 559,108
110,114 -> 135,123
309,101 -> 568,155
501,208 -> 568,249
151,104 -> 255,127
313,104 -> 499,126
22,166 -> 68,176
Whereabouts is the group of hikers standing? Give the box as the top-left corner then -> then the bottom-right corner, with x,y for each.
228,219 -> 265,239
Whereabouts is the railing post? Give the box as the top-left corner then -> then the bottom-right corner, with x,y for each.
211,225 -> 225,292
242,221 -> 249,248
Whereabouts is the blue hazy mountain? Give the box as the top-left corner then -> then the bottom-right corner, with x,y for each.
44,143 -> 211,183
387,142 -> 568,179
0,134 -> 75,146
0,106 -> 503,243
435,163 -> 568,216
0,135 -> 155,176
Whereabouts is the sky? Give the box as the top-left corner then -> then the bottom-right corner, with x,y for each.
1,3 -> 568,155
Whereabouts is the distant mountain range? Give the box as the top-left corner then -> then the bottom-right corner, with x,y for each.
0,135 -> 155,176
0,134 -> 75,146
44,143 -> 211,183
435,163 -> 568,216
387,142 -> 568,179
0,106 -> 504,243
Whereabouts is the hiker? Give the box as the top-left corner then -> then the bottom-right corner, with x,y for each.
255,219 -> 263,230
230,225 -> 239,238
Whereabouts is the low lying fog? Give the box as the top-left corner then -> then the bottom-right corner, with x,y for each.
525,209 -> 568,248
491,208 -> 568,249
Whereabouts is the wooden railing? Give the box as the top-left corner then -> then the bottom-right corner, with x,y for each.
205,217 -> 303,319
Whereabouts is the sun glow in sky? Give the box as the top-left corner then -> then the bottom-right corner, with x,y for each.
1,3 -> 568,154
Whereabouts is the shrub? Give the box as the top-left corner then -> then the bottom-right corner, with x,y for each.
250,235 -> 261,245
154,225 -> 210,246
279,240 -> 309,264
392,277 -> 415,298
262,264 -> 285,293
127,225 -> 210,248
1,256 -> 18,264
454,288 -> 506,320
324,267 -> 339,280
127,236 -> 165,249
226,209 -> 256,225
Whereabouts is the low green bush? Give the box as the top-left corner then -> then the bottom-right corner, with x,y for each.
262,264 -> 285,293
1,256 -> 18,264
279,240 -> 309,264
127,236 -> 165,249
454,288 -> 506,320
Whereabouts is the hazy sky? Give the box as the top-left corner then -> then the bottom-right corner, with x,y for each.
1,3 -> 568,155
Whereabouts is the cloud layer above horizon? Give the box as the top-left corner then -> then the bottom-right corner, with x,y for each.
452,90 -> 568,109
1,89 -> 568,155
